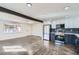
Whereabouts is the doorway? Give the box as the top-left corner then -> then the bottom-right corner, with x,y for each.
43,24 -> 52,41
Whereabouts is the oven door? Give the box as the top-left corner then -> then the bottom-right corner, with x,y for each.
55,35 -> 65,41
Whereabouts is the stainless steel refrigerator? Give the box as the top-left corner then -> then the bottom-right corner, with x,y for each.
43,24 -> 51,41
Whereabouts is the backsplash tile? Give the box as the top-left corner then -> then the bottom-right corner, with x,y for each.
52,28 -> 79,34
65,28 -> 79,34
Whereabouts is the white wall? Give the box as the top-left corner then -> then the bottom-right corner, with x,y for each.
31,23 -> 43,39
52,19 -> 64,28
52,16 -> 79,28
0,12 -> 43,40
65,16 -> 79,28
0,22 -> 43,40
0,23 -> 32,40
0,24 -> 4,33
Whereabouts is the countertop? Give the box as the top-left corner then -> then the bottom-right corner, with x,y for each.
51,32 -> 79,38
64,33 -> 79,38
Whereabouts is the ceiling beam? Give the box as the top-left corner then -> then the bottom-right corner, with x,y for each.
0,6 -> 43,23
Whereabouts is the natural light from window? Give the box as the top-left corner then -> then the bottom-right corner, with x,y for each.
3,45 -> 27,52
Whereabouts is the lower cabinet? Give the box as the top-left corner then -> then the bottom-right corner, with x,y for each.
76,39 -> 79,46
65,34 -> 77,46
51,33 -> 79,46
51,33 -> 55,42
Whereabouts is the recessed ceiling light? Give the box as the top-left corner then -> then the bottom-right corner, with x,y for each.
64,6 -> 70,10
26,3 -> 32,7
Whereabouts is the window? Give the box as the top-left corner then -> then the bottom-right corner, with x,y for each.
4,24 -> 21,33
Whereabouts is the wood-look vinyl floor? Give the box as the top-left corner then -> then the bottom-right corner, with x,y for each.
0,36 -> 78,55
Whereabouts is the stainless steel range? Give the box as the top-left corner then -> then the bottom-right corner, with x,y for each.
55,24 -> 65,45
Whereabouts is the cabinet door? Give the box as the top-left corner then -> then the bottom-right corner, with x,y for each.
65,34 -> 76,45
51,34 -> 55,42
76,39 -> 79,46
70,35 -> 76,45
65,34 -> 70,44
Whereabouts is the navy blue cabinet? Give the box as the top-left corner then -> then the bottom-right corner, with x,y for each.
76,39 -> 79,46
51,33 -> 55,42
65,34 -> 77,46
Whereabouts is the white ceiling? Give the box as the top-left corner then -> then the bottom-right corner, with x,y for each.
0,3 -> 79,22
0,11 -> 37,24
